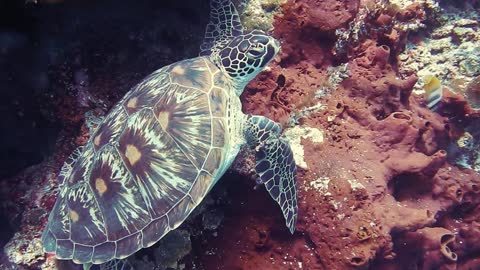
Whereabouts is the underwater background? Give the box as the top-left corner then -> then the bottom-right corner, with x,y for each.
1,0 -> 480,269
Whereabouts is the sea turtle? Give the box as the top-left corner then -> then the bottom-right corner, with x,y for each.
42,0 -> 298,267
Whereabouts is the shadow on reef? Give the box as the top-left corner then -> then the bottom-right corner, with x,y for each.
0,0 -> 60,179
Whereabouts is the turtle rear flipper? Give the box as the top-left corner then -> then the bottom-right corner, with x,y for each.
245,115 -> 298,234
200,0 -> 243,56
85,259 -> 134,270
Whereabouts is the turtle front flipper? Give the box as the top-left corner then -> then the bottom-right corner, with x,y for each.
200,0 -> 243,56
244,115 -> 298,234
85,110 -> 106,134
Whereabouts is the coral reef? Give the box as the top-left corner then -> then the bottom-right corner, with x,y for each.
238,0 -> 480,269
465,75 -> 480,109
238,0 -> 287,31
1,0 -> 480,270
397,2 -> 480,97
447,119 -> 480,172
390,227 -> 458,269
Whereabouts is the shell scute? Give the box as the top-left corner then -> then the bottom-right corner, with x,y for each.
92,105 -> 128,151
92,242 -> 116,264
89,145 -> 150,241
122,72 -> 170,115
209,87 -> 227,117
153,85 -> 212,169
212,117 -> 228,148
115,231 -> 142,259
67,182 -> 107,246
141,216 -> 169,248
47,191 -> 70,240
56,239 -> 74,259
167,196 -> 195,229
189,171 -> 214,204
167,58 -> 213,92
118,109 -> 197,218
203,148 -> 223,174
73,244 -> 93,264
213,68 -> 229,87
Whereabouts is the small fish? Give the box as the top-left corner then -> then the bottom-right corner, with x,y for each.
457,131 -> 475,149
423,75 -> 443,111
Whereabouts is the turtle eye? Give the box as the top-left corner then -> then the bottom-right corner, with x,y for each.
246,42 -> 265,59
250,35 -> 269,45
238,40 -> 250,53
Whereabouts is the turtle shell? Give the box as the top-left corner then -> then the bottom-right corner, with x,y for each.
42,57 -> 233,264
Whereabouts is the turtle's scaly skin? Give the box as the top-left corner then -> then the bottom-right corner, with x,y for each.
42,57 -> 243,264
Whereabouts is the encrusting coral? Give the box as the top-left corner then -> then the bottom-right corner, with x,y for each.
465,75 -> 480,109
238,0 -> 480,269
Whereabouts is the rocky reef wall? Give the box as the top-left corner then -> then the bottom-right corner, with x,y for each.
236,0 -> 480,269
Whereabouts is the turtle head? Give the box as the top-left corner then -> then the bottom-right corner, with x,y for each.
214,30 -> 280,94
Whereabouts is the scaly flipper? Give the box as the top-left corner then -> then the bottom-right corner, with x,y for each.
245,115 -> 298,233
200,0 -> 243,56
83,259 -> 134,270
85,110 -> 105,133
57,110 -> 104,186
